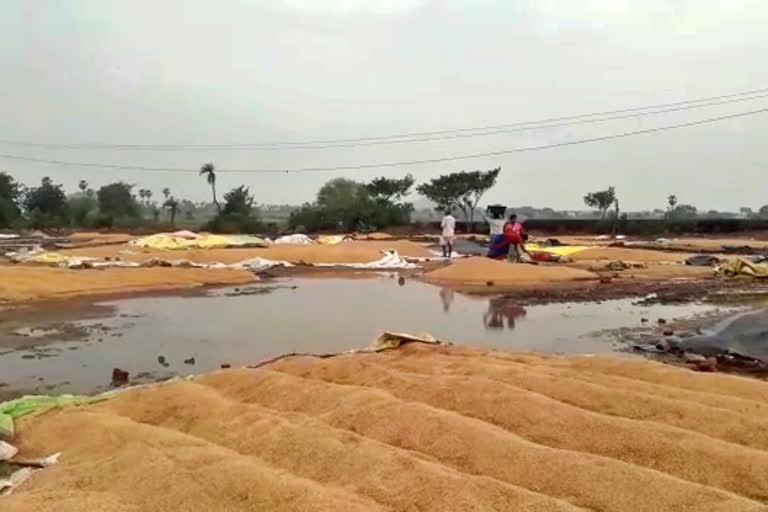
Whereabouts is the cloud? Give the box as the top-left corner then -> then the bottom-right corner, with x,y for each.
277,0 -> 426,15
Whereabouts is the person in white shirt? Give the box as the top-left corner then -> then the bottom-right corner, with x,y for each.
440,210 -> 456,257
483,206 -> 506,236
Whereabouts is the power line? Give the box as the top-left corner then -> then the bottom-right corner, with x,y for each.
1,87 -> 767,150
4,92 -> 768,152
1,107 -> 765,174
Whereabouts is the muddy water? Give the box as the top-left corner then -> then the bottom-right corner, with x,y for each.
0,277 -> 731,397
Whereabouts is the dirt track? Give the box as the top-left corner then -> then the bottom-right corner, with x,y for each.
6,343 -> 768,511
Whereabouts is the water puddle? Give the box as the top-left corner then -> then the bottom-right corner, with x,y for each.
0,276 -> 741,396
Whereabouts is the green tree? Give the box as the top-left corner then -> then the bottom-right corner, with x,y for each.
416,168 -> 501,231
67,194 -> 97,226
97,182 -> 139,219
666,195 -> 677,218
317,178 -> 375,230
366,174 -> 415,204
23,177 -> 68,227
222,185 -> 254,215
672,204 -> 698,218
162,187 -> 171,200
199,162 -> 221,214
163,197 -> 179,226
0,172 -> 22,227
204,185 -> 262,233
78,180 -> 88,194
583,186 -> 616,221
24,177 -> 67,214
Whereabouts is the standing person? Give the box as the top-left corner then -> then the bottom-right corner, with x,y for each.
483,205 -> 507,237
440,210 -> 456,258
485,205 -> 509,260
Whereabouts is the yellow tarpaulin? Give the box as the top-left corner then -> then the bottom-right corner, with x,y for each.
130,233 -> 269,250
525,244 -> 589,257
316,235 -> 347,246
715,258 -> 768,278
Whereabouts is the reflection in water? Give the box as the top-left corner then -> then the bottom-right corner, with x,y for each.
439,287 -> 455,312
484,297 -> 527,330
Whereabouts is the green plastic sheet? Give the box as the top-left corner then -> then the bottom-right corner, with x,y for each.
0,395 -> 106,439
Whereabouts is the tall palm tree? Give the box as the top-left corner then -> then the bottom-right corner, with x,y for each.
78,180 -> 88,193
199,162 -> 220,214
163,197 -> 179,226
162,187 -> 171,200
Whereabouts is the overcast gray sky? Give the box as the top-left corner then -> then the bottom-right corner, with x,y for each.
1,0 -> 766,211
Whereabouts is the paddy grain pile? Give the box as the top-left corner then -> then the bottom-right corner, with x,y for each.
425,257 -> 599,286
7,343 -> 768,511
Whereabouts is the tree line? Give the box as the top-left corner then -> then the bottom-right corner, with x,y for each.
0,163 -> 262,233
5,164 -> 757,234
0,165 -> 504,233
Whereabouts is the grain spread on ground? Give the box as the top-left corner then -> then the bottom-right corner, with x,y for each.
56,240 -> 433,265
567,247 -> 690,263
0,266 -> 255,303
5,343 -> 768,511
425,257 -> 598,286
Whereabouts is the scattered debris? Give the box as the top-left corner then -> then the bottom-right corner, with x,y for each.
183,357 -> 195,366
604,260 -> 631,271
111,368 -> 129,386
685,254 -> 722,266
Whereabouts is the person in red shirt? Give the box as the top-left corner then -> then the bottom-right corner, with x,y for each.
504,214 -> 529,262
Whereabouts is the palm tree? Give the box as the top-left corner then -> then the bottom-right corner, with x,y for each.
199,162 -> 220,214
162,187 -> 171,200
138,189 -> 148,204
667,194 -> 678,219
163,197 -> 179,226
78,180 -> 88,194
146,189 -> 153,204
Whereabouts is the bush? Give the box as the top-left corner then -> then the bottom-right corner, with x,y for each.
203,213 -> 263,234
68,195 -> 97,226
27,208 -> 69,229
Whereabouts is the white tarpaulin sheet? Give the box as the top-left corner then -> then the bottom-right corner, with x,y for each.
273,234 -> 314,245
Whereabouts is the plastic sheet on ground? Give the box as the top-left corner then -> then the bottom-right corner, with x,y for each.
130,233 -> 270,250
0,452 -> 62,496
229,257 -> 295,272
0,441 -> 17,461
0,395 -> 105,440
525,244 -> 589,257
7,249 -> 139,269
273,234 -> 314,245
371,331 -> 441,351
316,235 -> 348,246
0,234 -> 19,239
715,258 -> 768,278
315,250 -> 417,269
0,467 -> 34,496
